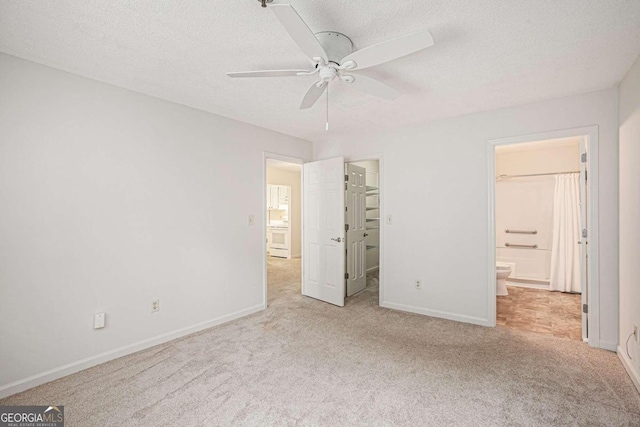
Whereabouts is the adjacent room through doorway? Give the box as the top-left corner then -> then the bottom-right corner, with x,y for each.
345,159 -> 381,300
493,137 -> 587,341
266,159 -> 302,303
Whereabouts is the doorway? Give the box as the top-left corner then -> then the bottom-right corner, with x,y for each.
299,156 -> 384,308
345,160 -> 381,299
488,127 -> 599,346
265,156 -> 303,306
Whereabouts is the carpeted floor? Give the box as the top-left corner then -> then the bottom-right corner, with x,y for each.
2,257 -> 639,426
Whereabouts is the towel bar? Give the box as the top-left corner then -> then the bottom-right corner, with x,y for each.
505,243 -> 538,249
505,229 -> 537,234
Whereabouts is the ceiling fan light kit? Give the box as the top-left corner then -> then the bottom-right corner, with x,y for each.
231,4 -> 435,128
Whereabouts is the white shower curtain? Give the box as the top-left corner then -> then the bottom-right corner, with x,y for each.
549,173 -> 582,293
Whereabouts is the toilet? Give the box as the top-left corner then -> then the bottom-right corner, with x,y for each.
496,265 -> 511,296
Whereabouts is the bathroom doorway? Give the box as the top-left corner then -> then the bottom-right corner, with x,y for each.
488,127 -> 599,346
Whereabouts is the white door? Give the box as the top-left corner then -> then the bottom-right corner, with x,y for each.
579,137 -> 588,340
345,164 -> 367,296
303,157 -> 346,307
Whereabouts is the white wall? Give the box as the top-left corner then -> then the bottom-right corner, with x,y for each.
0,53 -> 312,397
618,54 -> 640,388
496,176 -> 555,282
495,142 -> 580,176
266,167 -> 302,257
314,88 -> 619,349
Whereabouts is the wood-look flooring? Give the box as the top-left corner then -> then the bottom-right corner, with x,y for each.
497,285 -> 583,341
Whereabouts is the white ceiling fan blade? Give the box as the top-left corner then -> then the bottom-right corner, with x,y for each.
271,4 -> 328,63
300,82 -> 327,109
227,70 -> 310,78
345,74 -> 401,100
340,29 -> 434,70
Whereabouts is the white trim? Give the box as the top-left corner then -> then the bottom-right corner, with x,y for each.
381,301 -> 491,326
263,152 -> 305,307
617,347 -> 640,394
598,340 -> 618,352
506,281 -> 550,291
344,154 -> 384,306
0,304 -> 264,400
487,126 -> 601,347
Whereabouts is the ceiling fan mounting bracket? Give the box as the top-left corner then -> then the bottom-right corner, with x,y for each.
314,31 -> 354,65
257,0 -> 273,7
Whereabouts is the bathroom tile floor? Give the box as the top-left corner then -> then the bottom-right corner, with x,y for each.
496,285 -> 583,341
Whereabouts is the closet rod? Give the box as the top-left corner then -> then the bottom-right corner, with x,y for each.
497,171 -> 580,179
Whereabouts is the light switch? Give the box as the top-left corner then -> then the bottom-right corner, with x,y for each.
248,215 -> 255,226
94,312 -> 105,329
386,214 -> 393,225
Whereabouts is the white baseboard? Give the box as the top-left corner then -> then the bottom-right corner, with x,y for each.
617,346 -> 640,395
506,281 -> 549,290
380,300 -> 491,327
599,340 -> 618,352
0,304 -> 265,400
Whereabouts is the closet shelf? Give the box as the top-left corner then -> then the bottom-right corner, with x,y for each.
366,186 -> 378,192
366,207 -> 379,211
366,245 -> 378,250
366,226 -> 379,230
366,218 -> 380,222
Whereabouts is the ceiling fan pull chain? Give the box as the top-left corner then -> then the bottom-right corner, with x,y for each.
326,84 -> 329,131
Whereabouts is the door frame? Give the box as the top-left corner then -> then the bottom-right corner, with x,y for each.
487,126 -> 600,347
262,152 -> 305,309
344,154 -> 384,306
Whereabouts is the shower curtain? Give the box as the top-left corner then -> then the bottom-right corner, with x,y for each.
549,173 -> 582,293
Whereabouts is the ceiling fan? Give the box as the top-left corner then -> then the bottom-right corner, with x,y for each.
227,4 -> 434,126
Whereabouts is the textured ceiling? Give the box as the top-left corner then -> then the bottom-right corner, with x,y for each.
1,1 -> 639,142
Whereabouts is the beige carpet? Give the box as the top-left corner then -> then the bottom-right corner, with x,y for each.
2,257 -> 639,426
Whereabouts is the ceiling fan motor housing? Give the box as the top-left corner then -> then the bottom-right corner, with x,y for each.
315,32 -> 353,65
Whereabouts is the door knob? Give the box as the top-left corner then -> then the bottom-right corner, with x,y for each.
364,233 -> 369,237
331,237 -> 342,243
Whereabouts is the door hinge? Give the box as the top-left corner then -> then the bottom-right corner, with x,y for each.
345,224 -> 349,232
345,174 -> 349,182
581,152 -> 587,163
345,273 -> 349,279
582,303 -> 588,314
585,170 -> 588,181
582,229 -> 588,238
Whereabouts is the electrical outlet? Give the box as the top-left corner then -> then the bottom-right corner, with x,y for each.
415,280 -> 421,290
248,215 -> 255,226
634,325 -> 638,342
151,299 -> 160,313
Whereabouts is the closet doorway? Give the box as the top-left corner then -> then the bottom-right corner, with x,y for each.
488,127 -> 600,346
345,159 -> 381,300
